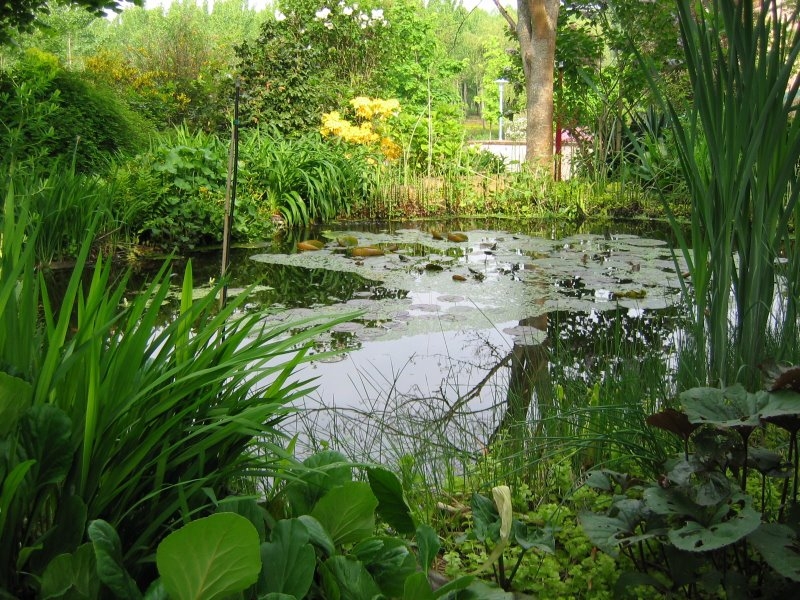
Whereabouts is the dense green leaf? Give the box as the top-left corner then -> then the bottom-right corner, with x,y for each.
310,481 -> 377,547
88,520 -> 141,600
512,521 -> 555,554
469,493 -> 499,543
680,385 -> 767,429
748,523 -> 800,581
319,556 -> 381,600
367,466 -> 415,535
353,536 -> 416,597
0,371 -> 32,436
297,515 -> 335,557
415,524 -> 441,574
20,404 -> 72,489
40,543 -> 98,600
403,571 -> 435,600
283,450 -> 353,516
259,519 -> 315,598
666,494 -> 761,552
156,513 -> 260,600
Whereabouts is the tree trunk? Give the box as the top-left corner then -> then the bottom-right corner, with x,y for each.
494,0 -> 560,174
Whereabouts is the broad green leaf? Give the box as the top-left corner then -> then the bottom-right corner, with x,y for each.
88,520 -> 142,600
284,451 -> 352,515
748,523 -> 800,581
319,556 -> 381,600
353,536 -> 416,597
310,481 -> 377,547
260,594 -> 298,600
143,580 -> 168,600
20,404 -> 72,489
157,513 -> 260,600
469,493 -> 499,543
297,514 -> 335,557
259,519 -> 315,598
513,521 -> 555,554
680,385 -> 768,429
32,494 -> 87,573
438,577 -> 508,599
0,371 -> 32,436
367,466 -> 415,535
216,497 -> 269,542
403,572 -> 435,600
667,494 -> 761,552
432,575 -> 475,597
644,486 -> 705,521
415,524 -> 440,574
40,543 -> 98,600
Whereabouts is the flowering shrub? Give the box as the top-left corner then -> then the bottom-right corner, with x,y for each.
321,96 -> 401,160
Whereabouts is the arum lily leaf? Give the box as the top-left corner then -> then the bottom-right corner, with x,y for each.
297,515 -> 335,557
40,543 -> 98,600
646,408 -> 699,440
748,523 -> 800,581
367,466 -> 415,535
353,536 -> 416,597
416,524 -> 440,574
0,371 -> 32,436
259,519 -> 315,599
156,512 -> 260,600
403,572 -> 435,600
470,492 -> 500,543
310,481 -> 377,547
88,520 -> 142,600
513,521 -> 555,554
320,556 -> 381,600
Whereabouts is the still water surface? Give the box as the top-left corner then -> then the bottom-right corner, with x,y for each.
172,219 -> 687,466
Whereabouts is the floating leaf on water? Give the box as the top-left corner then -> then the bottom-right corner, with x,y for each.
425,263 -> 444,271
356,328 -> 387,340
431,230 -> 444,240
331,322 -> 364,333
298,241 -> 324,251
613,289 -> 647,300
337,235 -> 359,247
382,320 -> 408,330
452,274 -> 467,282
317,354 -> 347,363
350,247 -> 384,257
503,325 -> 547,346
438,295 -> 465,303
409,304 -> 440,312
447,232 -> 469,243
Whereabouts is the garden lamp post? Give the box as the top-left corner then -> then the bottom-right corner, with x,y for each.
495,78 -> 509,141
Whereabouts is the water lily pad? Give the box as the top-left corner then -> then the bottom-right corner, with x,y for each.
409,304 -> 440,312
331,322 -> 365,333
438,295 -> 465,303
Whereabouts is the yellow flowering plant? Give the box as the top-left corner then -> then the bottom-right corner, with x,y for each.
321,96 -> 401,161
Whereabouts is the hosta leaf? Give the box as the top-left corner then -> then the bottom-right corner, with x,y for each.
310,481 -> 377,547
156,513 -> 260,600
367,466 -> 415,535
748,523 -> 800,581
297,514 -> 335,557
259,519 -> 315,599
283,450 -> 352,515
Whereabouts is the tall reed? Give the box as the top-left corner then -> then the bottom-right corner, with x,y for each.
653,0 -> 800,386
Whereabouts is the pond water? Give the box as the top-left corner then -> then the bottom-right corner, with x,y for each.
174,218 -> 689,467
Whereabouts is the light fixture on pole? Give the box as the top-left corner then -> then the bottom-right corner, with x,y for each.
495,78 -> 509,141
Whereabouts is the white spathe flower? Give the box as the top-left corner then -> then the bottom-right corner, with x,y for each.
342,5 -> 353,15
359,11 -> 369,20
360,22 -> 367,28
274,10 -> 286,21
370,8 -> 383,19
324,21 -> 334,29
315,7 -> 332,20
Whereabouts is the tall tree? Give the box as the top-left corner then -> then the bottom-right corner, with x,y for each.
0,0 -> 138,45
492,0 -> 559,172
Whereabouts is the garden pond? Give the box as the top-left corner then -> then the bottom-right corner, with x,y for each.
135,219 -> 689,467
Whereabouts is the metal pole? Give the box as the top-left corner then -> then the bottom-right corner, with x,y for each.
220,80 -> 240,310
495,78 -> 508,141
